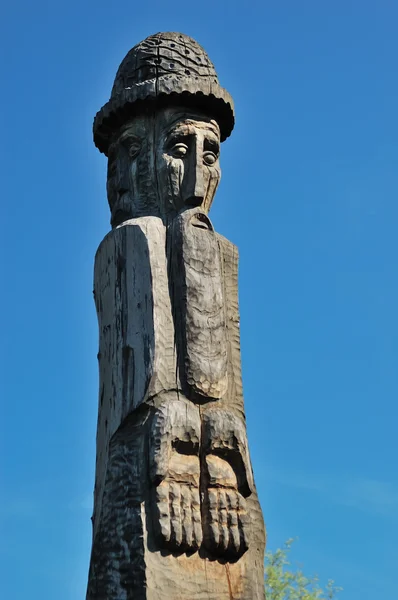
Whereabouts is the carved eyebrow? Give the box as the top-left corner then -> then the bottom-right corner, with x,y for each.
204,137 -> 220,153
164,131 -> 192,152
119,132 -> 141,147
205,123 -> 220,138
165,125 -> 191,142
164,130 -> 221,153
165,120 -> 220,140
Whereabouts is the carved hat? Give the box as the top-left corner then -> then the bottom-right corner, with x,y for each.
93,32 -> 235,155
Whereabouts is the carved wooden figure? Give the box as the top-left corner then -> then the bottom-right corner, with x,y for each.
87,32 -> 266,600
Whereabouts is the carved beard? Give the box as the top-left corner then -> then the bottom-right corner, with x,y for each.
168,207 -> 228,400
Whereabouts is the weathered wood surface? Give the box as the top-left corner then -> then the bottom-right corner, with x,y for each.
87,31 -> 265,600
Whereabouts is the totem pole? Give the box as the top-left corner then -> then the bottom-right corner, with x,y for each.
87,32 -> 266,600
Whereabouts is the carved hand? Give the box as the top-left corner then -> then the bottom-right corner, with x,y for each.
201,409 -> 253,559
149,397 -> 202,552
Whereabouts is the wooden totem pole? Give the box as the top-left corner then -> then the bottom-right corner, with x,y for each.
87,32 -> 266,600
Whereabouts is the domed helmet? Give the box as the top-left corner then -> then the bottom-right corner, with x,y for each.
93,32 -> 235,155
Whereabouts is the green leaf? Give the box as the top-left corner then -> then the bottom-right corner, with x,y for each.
264,539 -> 342,600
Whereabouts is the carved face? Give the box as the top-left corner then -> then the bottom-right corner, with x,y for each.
106,108 -> 222,227
155,109 -> 222,215
107,118 -> 158,227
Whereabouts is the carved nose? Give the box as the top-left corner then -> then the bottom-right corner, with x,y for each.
183,148 -> 205,206
193,161 -> 204,200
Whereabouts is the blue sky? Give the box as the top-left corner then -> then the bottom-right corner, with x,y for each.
1,1 -> 397,598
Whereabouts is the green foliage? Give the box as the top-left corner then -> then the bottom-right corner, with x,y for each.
264,539 -> 342,600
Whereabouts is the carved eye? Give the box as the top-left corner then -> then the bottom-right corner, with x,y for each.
119,133 -> 142,160
107,160 -> 117,177
203,152 -> 217,166
129,141 -> 141,160
170,143 -> 188,158
190,213 -> 213,230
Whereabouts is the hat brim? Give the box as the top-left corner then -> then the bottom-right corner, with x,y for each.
93,76 -> 235,155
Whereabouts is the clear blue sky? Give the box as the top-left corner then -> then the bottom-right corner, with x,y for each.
1,1 -> 397,598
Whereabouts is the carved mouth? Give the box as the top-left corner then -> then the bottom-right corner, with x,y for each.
190,213 -> 213,231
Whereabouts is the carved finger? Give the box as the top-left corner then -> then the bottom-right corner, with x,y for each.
207,488 -> 220,547
191,487 -> 202,548
237,493 -> 249,554
170,482 -> 183,547
218,490 -> 229,553
226,489 -> 240,553
180,484 -> 193,548
156,480 -> 171,543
